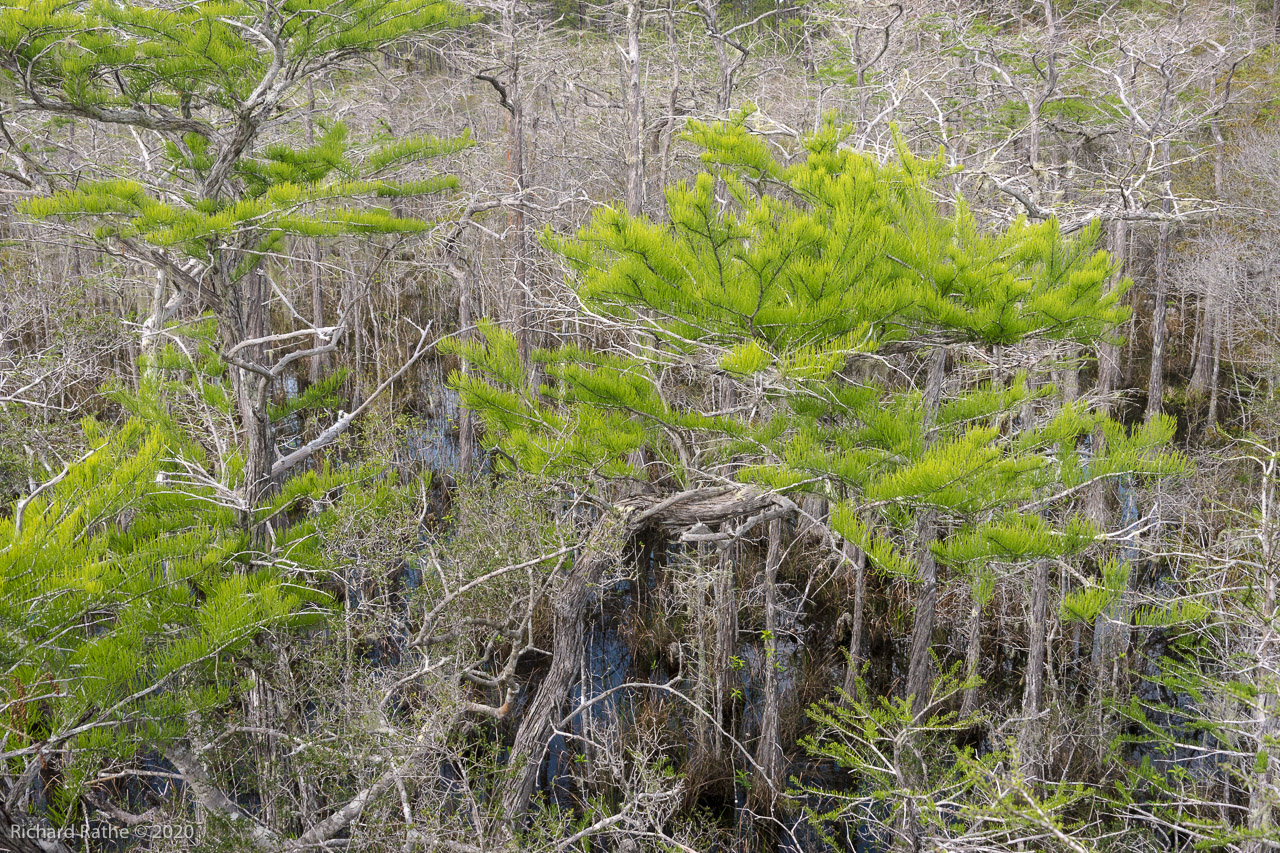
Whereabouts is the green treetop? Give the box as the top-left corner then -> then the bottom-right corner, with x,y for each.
0,0 -> 473,504
450,111 -> 1172,498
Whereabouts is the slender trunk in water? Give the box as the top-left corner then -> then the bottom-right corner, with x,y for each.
1019,560 -> 1051,782
905,346 -> 947,714
1248,461 -> 1278,851
711,539 -> 737,759
960,588 -> 983,717
840,539 -> 867,705
1146,140 -> 1173,423
752,518 -> 785,811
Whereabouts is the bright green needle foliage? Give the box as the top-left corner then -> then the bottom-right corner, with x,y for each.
0,0 -> 473,247
19,124 -> 472,253
0,419 -> 320,808
447,109 -> 1181,577
551,115 -> 1126,350
0,333 -> 379,826
0,0 -> 470,116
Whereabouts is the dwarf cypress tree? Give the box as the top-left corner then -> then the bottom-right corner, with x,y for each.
445,112 -> 1182,821
0,2 -> 469,841
0,0 -> 472,506
0,322 -> 385,839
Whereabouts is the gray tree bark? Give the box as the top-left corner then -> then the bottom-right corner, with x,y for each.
839,539 -> 867,705
959,586 -> 984,718
501,511 -> 628,822
622,3 -> 644,217
752,517 -> 784,809
905,345 -> 947,715
1146,140 -> 1173,423
0,802 -> 75,853
711,539 -> 737,760
1019,559 -> 1051,783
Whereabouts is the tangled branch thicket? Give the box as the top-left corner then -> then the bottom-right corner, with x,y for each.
2,1 -> 1280,851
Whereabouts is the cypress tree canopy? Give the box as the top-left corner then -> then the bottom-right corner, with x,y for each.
1,0 -> 474,257
0,332 -> 364,824
447,112 -> 1182,575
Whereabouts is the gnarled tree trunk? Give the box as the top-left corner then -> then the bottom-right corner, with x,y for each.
501,511 -> 630,822
500,487 -> 780,824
